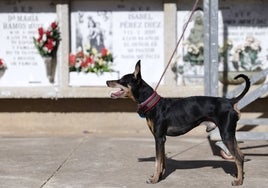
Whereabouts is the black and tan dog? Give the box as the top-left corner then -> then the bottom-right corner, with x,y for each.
106,60 -> 250,186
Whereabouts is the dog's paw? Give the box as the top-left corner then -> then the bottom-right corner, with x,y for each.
231,179 -> 243,186
146,174 -> 159,184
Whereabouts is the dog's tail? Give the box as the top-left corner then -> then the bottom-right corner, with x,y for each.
230,74 -> 250,104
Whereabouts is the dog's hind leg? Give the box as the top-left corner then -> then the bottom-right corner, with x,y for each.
222,138 -> 244,186
221,128 -> 244,186
218,113 -> 244,186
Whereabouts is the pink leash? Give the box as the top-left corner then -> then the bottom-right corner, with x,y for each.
154,0 -> 200,91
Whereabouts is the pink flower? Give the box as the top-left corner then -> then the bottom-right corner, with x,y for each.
69,54 -> 76,66
101,48 -> 108,56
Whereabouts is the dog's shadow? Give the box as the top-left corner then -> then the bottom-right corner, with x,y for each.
138,156 -> 236,180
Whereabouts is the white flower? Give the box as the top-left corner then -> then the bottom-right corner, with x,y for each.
196,42 -> 204,49
42,34 -> 47,42
245,35 -> 255,44
250,41 -> 260,51
77,46 -> 83,52
81,66 -> 88,72
85,43 -> 91,50
232,53 -> 240,62
34,34 -> 40,40
43,46 -> 48,53
183,40 -> 190,46
75,59 -> 82,69
234,45 -> 244,53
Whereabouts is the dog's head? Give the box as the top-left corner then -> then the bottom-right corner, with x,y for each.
106,60 -> 142,101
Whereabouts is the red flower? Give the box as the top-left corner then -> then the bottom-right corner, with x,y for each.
51,22 -> 58,29
47,38 -> 55,46
46,30 -> 51,37
69,54 -> 76,66
101,48 -> 108,56
37,27 -> 45,42
38,27 -> 44,36
76,51 -> 84,58
0,59 -> 3,66
34,21 -> 60,57
86,56 -> 94,64
81,59 -> 88,68
45,42 -> 54,51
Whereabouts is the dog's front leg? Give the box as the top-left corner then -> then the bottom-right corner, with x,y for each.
147,136 -> 166,184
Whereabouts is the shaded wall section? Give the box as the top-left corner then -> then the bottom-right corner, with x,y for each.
0,98 -> 267,113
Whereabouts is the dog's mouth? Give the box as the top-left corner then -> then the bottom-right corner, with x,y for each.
107,81 -> 128,99
110,88 -> 126,99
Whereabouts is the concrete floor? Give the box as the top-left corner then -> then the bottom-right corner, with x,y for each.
0,111 -> 267,188
0,134 -> 267,188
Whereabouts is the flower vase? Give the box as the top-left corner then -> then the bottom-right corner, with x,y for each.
0,68 -> 6,79
43,56 -> 56,83
69,71 -> 119,86
218,70 -> 266,85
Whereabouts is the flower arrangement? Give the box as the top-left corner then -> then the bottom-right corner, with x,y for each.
233,36 -> 262,71
219,36 -> 262,71
183,42 -> 204,65
33,21 -> 60,57
69,46 -> 113,74
0,58 -> 7,70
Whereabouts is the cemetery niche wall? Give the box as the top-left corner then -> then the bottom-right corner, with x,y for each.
176,0 -> 268,86
0,0 -> 58,87
0,0 -> 267,98
69,0 -> 164,86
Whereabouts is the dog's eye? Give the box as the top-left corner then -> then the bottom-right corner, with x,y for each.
118,80 -> 128,87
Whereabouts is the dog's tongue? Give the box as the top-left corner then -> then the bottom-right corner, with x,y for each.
110,89 -> 124,99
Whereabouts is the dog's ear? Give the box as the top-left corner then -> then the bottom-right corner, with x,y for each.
134,60 -> 141,80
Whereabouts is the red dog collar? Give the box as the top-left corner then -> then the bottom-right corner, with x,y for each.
137,91 -> 161,115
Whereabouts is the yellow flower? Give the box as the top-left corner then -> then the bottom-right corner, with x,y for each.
187,44 -> 199,55
85,43 -> 91,50
98,58 -> 104,65
226,39 -> 233,46
92,48 -> 98,55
